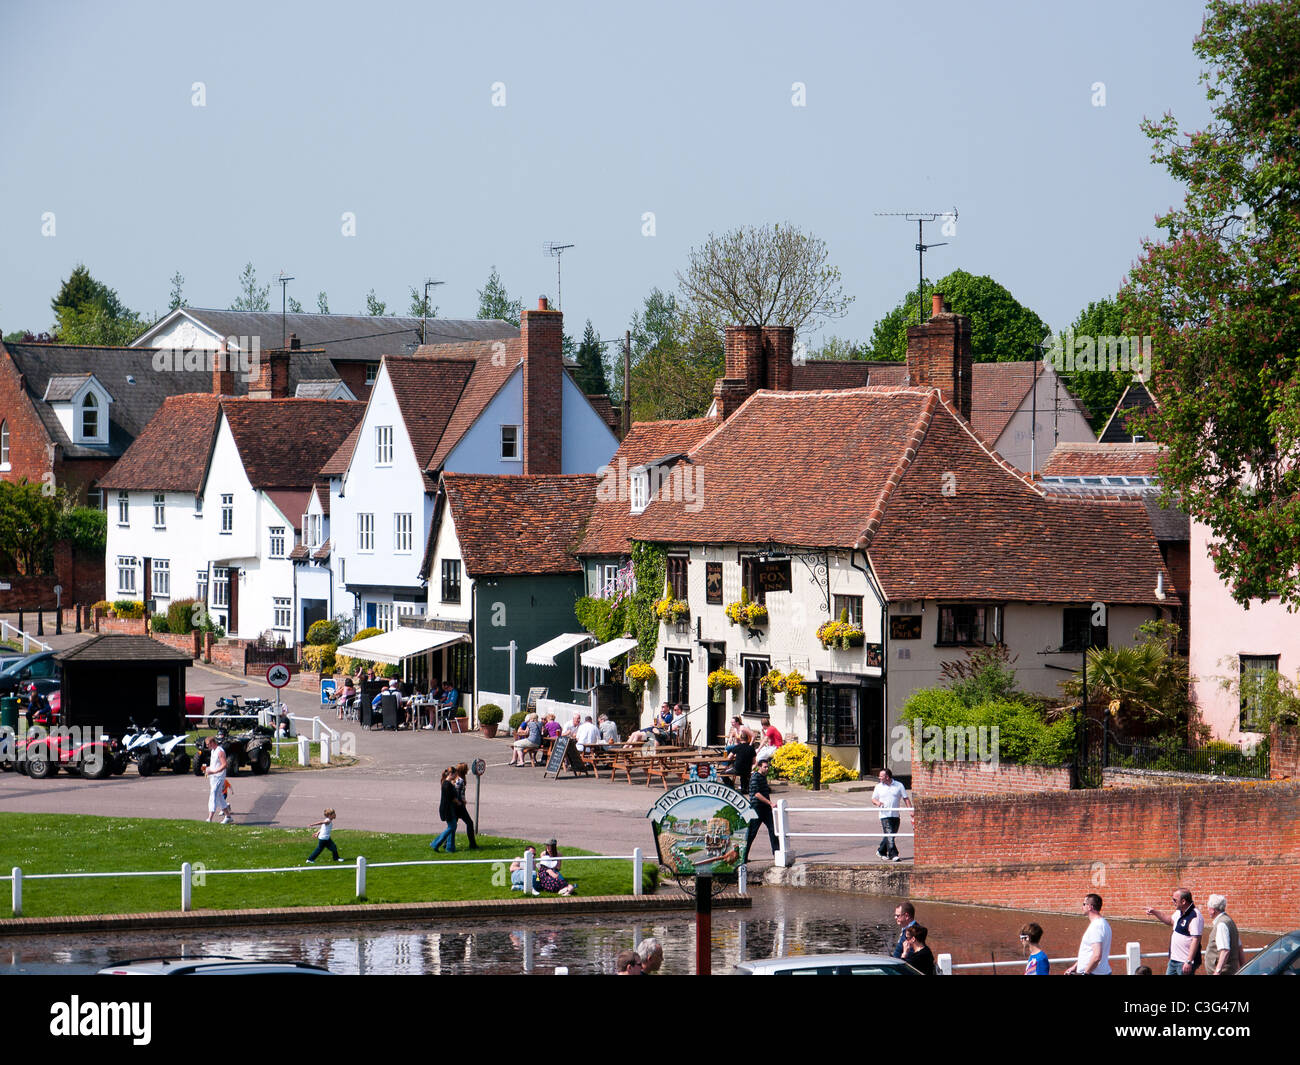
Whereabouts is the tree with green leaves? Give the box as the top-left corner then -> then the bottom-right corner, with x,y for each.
676,222 -> 853,340
364,290 -> 387,316
1119,0 -> 1300,609
867,270 -> 1050,362
49,264 -> 147,345
1054,297 -> 1133,431
615,288 -> 723,421
167,271 -> 185,311
574,319 -> 610,396
231,262 -> 270,311
0,479 -> 58,574
476,266 -> 522,326
408,286 -> 439,320
812,335 -> 868,361
317,291 -> 330,314
287,296 -> 303,313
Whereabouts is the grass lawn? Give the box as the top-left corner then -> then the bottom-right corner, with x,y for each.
0,813 -> 655,918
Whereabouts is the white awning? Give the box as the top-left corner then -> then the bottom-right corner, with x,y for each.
337,627 -> 469,666
526,632 -> 594,666
580,637 -> 639,670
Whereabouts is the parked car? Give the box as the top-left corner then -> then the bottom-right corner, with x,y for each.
0,652 -> 60,697
733,953 -> 923,975
98,956 -> 334,975
0,653 -> 26,673
1238,931 -> 1300,975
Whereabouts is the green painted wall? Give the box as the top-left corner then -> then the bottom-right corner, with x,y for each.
473,574 -> 588,706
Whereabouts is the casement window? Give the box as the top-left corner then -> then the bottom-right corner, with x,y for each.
269,526 -> 286,559
501,425 -> 520,461
118,491 -> 130,526
815,685 -> 860,747
0,420 -> 9,468
602,564 -> 619,598
117,556 -> 137,595
666,555 -> 688,601
153,493 -> 166,529
742,657 -> 770,717
376,425 -> 393,465
442,559 -> 462,604
221,494 -> 233,533
1240,655 -> 1279,731
152,558 -> 170,598
273,598 -> 291,630
80,393 -> 99,439
357,513 -> 374,552
833,594 -> 864,627
394,513 -> 412,553
305,513 -> 322,549
1062,606 -> 1108,653
629,471 -> 649,514
87,487 -> 103,510
212,567 -> 230,608
667,651 -> 691,708
937,604 -> 1003,646
375,602 -> 395,632
740,556 -> 767,605
196,570 -> 209,604
194,495 -> 203,517
365,363 -> 379,386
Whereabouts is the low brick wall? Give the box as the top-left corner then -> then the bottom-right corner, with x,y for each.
1272,727 -> 1299,780
911,781 -> 1300,932
149,631 -> 201,658
206,637 -> 250,672
94,615 -> 148,636
911,757 -> 1072,797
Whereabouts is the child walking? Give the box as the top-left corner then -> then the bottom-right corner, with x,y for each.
306,808 -> 342,863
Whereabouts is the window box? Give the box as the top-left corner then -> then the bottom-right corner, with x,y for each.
725,590 -> 768,628
653,597 -> 690,623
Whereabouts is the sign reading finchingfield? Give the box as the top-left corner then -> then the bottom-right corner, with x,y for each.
1045,329 -> 1152,380
151,334 -> 262,382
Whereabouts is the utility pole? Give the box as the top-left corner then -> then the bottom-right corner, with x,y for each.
277,272 -> 295,349
623,330 -> 632,437
420,279 -> 445,345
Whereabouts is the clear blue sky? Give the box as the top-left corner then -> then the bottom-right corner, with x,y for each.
0,0 -> 1212,348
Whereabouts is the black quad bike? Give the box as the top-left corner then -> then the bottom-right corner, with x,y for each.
192,726 -> 274,777
207,695 -> 274,730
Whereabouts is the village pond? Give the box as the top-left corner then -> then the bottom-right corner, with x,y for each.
1,886 -> 1254,975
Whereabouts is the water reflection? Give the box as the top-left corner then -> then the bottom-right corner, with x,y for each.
4,887 -> 1246,975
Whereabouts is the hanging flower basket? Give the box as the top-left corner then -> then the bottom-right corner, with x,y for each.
817,608 -> 865,650
653,597 -> 690,623
725,589 -> 768,628
625,662 -> 658,696
708,668 -> 741,698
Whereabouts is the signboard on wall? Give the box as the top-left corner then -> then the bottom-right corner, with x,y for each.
752,559 -> 791,595
706,563 -> 723,605
889,615 -> 922,640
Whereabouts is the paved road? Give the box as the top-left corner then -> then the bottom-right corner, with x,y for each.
0,661 -> 912,865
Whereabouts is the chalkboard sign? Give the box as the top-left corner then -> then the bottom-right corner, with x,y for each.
526,687 -> 548,711
544,736 -> 588,779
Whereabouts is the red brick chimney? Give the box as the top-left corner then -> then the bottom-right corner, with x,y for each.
521,296 -> 563,474
213,342 -> 236,396
906,292 -> 972,421
712,324 -> 797,419
762,325 -> 795,391
248,351 -> 291,400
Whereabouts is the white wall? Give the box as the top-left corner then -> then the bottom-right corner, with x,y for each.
424,508 -> 474,624
995,366 -> 1098,472
443,369 -> 525,475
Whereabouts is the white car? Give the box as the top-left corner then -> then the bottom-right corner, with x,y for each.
734,953 -> 922,975
99,956 -> 334,976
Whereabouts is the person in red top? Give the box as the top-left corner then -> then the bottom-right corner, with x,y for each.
760,717 -> 784,748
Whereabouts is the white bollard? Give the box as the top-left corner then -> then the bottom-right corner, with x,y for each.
11,867 -> 20,918
738,863 -> 748,896
524,849 -> 536,895
297,736 -> 309,767
320,734 -> 330,765
312,717 -> 322,742
775,798 -> 794,867
937,952 -> 953,975
632,847 -> 643,896
355,855 -> 367,899
1126,941 -> 1142,974
181,863 -> 192,912
554,966 -> 569,975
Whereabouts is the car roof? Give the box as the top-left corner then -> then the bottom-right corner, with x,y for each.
0,651 -> 53,674
99,956 -> 334,975
736,953 -> 916,972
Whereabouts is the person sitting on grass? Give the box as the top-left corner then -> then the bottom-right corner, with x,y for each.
307,807 -> 341,863
510,846 -> 538,893
536,839 -> 575,895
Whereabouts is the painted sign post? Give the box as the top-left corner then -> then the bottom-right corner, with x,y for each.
267,663 -> 290,727
472,758 -> 486,829
648,772 -> 757,975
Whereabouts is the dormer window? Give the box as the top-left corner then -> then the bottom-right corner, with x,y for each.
81,393 -> 99,439
630,470 -> 649,514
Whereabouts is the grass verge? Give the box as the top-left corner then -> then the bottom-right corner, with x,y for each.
0,813 -> 655,918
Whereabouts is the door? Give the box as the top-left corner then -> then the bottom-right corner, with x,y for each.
707,650 -> 725,745
301,599 -> 327,641
860,683 -> 886,779
365,602 -> 377,630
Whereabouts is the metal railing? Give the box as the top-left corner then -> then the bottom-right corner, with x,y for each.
1106,734 -> 1269,778
774,798 -> 915,863
937,942 -> 1262,975
0,619 -> 51,654
3,848 -> 656,917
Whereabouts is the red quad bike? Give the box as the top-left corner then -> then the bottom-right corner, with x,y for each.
7,728 -> 120,780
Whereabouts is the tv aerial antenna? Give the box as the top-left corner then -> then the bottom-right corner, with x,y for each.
874,209 -> 958,324
543,242 -> 574,311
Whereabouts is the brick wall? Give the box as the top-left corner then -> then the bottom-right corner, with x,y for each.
0,351 -> 55,489
149,631 -> 201,658
95,615 -> 148,636
911,757 -> 1072,797
1272,727 -> 1300,780
521,298 -> 563,475
911,781 -> 1300,932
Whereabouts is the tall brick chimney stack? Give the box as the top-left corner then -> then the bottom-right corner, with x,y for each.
906,292 -> 972,422
212,341 -> 236,396
521,296 -> 563,474
761,325 -> 795,391
248,351 -> 291,400
712,325 -> 761,420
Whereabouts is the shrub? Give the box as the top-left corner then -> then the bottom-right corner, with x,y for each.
112,599 -> 145,619
509,710 -> 527,731
574,596 -> 629,644
770,742 -> 858,786
354,626 -> 383,642
478,704 -> 504,726
167,598 -> 200,633
307,619 -> 341,646
377,663 -> 401,680
91,600 -> 113,615
150,612 -> 170,634
900,688 -> 1075,766
301,644 -> 337,674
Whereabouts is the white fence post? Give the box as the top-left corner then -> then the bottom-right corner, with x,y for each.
1126,941 -> 1142,974
320,734 -> 330,765
937,953 -> 953,975
632,847 -> 643,895
738,863 -> 748,896
297,736 -> 309,766
356,855 -> 367,899
312,717 -> 322,742
181,863 -> 192,912
524,849 -> 535,895
11,867 -> 20,917
775,798 -> 793,867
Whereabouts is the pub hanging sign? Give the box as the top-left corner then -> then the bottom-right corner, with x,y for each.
751,558 -> 792,595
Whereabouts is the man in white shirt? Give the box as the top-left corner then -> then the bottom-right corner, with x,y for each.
574,715 -> 602,751
561,712 -> 582,739
1204,894 -> 1245,976
870,769 -> 910,862
1146,887 -> 1203,975
1064,893 -> 1112,974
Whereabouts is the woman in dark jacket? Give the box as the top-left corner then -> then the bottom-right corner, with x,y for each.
430,767 -> 458,852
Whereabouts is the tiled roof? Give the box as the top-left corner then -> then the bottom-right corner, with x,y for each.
623,388 -> 1172,605
384,356 -> 477,469
312,538 -> 332,561
265,488 -> 312,532
791,360 -> 875,390
320,421 -> 361,477
1043,442 -> 1162,478
288,544 -> 311,561
222,399 -> 365,489
98,394 -> 222,491
575,418 -> 718,556
134,308 -> 518,362
54,634 -> 193,663
442,473 -> 597,576
414,339 -> 524,472
43,373 -> 96,401
295,379 -> 352,398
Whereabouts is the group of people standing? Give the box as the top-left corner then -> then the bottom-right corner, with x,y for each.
430,763 -> 478,852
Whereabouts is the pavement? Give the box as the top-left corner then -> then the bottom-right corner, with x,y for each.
0,656 -> 913,866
